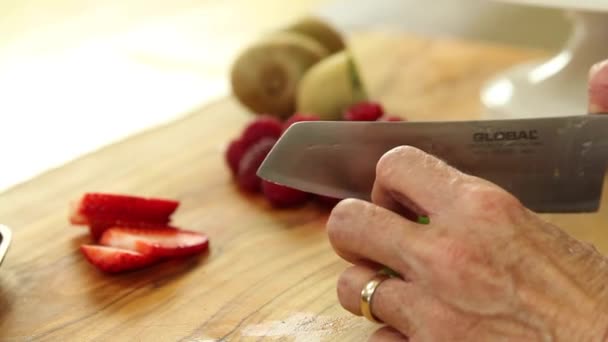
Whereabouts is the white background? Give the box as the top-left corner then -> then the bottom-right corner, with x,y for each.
0,0 -> 569,192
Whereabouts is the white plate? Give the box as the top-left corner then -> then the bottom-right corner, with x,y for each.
496,0 -> 608,12
483,0 -> 608,119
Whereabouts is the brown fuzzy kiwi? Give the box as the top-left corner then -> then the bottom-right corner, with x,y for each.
296,50 -> 367,120
283,16 -> 345,55
230,32 -> 329,118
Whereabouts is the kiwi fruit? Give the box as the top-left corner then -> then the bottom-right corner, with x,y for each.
283,16 -> 345,55
230,32 -> 329,118
296,50 -> 368,120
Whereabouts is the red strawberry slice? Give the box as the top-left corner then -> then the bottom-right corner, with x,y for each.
88,221 -> 171,241
237,137 -> 277,192
282,113 -> 320,132
262,181 -> 309,207
100,227 -> 209,258
80,245 -> 159,273
344,102 -> 384,121
70,193 -> 179,226
241,116 -> 282,147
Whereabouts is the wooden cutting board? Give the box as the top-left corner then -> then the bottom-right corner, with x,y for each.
1,32 -> 606,341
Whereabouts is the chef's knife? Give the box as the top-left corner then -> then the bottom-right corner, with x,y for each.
258,115 -> 608,213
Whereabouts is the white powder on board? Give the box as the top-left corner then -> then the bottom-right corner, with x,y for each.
241,312 -> 357,342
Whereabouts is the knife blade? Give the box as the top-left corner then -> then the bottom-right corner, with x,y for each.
258,115 -> 608,213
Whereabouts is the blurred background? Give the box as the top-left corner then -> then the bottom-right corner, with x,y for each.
0,0 -> 571,192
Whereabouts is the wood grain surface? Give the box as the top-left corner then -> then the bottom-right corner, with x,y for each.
2,32 -> 603,341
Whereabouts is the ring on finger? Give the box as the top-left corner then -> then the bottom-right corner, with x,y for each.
360,274 -> 390,323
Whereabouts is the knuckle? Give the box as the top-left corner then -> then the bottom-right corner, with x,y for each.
438,238 -> 473,265
426,235 -> 483,280
336,271 -> 351,307
463,184 -> 523,218
327,198 -> 367,243
331,197 -> 359,211
376,146 -> 421,182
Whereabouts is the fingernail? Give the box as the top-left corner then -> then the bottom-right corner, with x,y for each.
588,60 -> 608,114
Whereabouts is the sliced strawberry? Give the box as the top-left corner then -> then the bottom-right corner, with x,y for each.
88,221 -> 171,241
241,116 -> 282,147
80,245 -> 159,273
70,193 -> 179,226
89,223 -> 110,241
226,138 -> 247,175
344,102 -> 384,121
100,227 -> 209,258
237,137 -> 277,192
282,113 -> 320,132
262,181 -> 309,207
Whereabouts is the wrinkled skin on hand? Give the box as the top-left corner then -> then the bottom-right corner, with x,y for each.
326,60 -> 608,341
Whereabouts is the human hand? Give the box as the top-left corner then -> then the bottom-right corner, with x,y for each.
589,60 -> 608,113
327,60 -> 608,341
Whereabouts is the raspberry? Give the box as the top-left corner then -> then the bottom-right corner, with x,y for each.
317,195 -> 341,208
343,102 -> 384,121
262,181 -> 309,207
241,116 -> 283,147
378,115 -> 405,122
283,113 -> 320,132
226,138 -> 247,175
237,138 -> 277,192
225,116 -> 282,175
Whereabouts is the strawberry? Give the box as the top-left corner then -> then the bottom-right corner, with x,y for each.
80,245 -> 159,273
344,102 -> 384,121
237,137 -> 277,192
241,116 -> 282,147
226,138 -> 247,175
262,181 -> 309,207
88,221 -> 171,241
70,193 -> 179,226
378,115 -> 404,122
89,223 -> 112,241
100,227 -> 209,258
283,113 -> 320,132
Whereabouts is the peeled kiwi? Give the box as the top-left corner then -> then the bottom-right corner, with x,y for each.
230,32 -> 329,118
296,50 -> 368,120
283,16 -> 345,55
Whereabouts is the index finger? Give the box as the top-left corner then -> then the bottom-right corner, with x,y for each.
371,146 -> 470,218
589,59 -> 608,114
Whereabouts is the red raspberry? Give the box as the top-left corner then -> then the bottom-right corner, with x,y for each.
343,102 -> 384,121
262,181 -> 309,207
317,195 -> 341,208
378,115 -> 405,122
283,113 -> 320,132
225,116 -> 282,175
226,138 -> 246,175
241,116 -> 283,147
237,138 -> 277,192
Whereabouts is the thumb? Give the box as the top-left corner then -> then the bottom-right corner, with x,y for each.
588,59 -> 608,114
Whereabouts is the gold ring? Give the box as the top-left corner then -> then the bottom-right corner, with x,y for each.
360,274 -> 390,323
